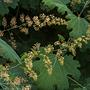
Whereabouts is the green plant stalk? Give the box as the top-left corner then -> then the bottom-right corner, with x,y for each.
79,0 -> 90,17
68,76 -> 84,88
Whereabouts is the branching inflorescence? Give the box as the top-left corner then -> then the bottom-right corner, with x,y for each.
1,13 -> 67,36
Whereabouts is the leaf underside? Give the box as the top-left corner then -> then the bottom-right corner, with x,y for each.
0,39 -> 21,63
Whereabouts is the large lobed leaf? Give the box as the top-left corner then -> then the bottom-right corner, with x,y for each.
0,39 -> 21,63
42,0 -> 70,7
33,48 -> 80,90
66,14 -> 89,38
42,0 -> 89,39
42,0 -> 71,14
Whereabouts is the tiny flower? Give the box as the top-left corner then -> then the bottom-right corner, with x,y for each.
20,14 -> 25,22
10,17 -> 17,27
20,27 -> 29,34
2,17 -> 7,28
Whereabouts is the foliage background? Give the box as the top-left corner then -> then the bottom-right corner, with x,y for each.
0,0 -> 90,90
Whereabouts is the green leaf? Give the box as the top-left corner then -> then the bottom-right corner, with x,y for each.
64,55 -> 80,79
66,14 -> 88,38
0,3 -> 9,16
42,0 -> 71,14
20,0 -> 41,10
74,87 -> 87,90
0,0 -> 19,16
42,0 -> 70,6
0,39 -> 21,63
9,65 -> 25,78
85,78 -> 90,90
33,48 -> 80,90
0,78 -> 10,90
58,34 -> 65,41
7,0 -> 19,9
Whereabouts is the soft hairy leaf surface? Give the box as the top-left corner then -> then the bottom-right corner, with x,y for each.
0,39 -> 21,63
66,14 -> 88,38
42,0 -> 71,14
33,48 -> 80,90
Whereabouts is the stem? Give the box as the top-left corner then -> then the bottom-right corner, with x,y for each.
10,63 -> 22,70
68,76 -> 84,88
79,0 -> 90,17
2,23 -> 26,33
